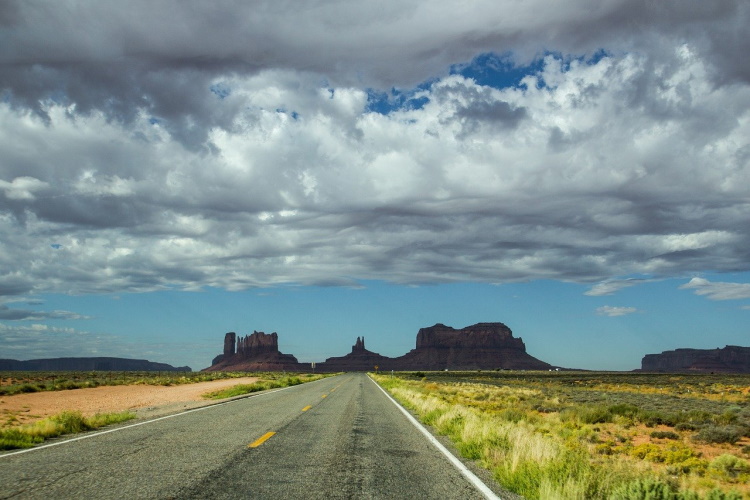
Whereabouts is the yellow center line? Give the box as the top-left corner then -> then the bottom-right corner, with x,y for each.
302,405 -> 312,412
321,394 -> 327,398
248,431 -> 276,448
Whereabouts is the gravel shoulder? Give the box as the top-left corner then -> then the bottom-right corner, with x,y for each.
0,377 -> 260,425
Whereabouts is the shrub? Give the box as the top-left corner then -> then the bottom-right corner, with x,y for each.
650,431 -> 680,440
675,422 -> 699,432
707,454 -> 750,482
610,478 -> 681,500
693,426 -> 742,445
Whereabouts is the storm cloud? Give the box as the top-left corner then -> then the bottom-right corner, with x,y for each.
1,0 -> 749,299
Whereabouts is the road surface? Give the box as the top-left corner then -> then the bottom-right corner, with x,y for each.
0,373 -> 509,499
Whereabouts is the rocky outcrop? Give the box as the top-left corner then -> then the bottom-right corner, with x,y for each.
316,337 -> 395,372
206,322 -> 555,372
0,357 -> 191,371
205,331 -> 302,371
641,346 -> 750,373
395,323 -> 552,370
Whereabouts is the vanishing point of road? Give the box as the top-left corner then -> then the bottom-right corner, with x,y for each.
1,373 -> 513,499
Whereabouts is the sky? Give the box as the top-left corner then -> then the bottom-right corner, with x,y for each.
1,1 -> 749,371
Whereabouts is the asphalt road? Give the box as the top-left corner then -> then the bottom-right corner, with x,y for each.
0,373 -> 509,499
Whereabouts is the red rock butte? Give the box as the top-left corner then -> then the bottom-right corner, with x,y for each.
204,322 -> 554,372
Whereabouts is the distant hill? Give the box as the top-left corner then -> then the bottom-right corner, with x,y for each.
0,357 -> 191,372
640,346 -> 750,373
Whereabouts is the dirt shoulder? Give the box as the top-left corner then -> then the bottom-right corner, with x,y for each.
0,377 -> 260,426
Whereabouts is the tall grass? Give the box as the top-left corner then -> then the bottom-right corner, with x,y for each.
0,410 -> 135,450
373,374 -> 748,500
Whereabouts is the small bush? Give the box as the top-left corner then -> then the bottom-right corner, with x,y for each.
707,454 -> 750,482
675,422 -> 699,432
610,478 -> 680,500
650,430 -> 680,440
693,426 -> 742,445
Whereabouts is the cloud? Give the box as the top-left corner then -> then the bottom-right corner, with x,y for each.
584,279 -> 647,296
679,277 -> 750,300
0,2 -> 748,296
596,306 -> 638,317
0,304 -> 90,321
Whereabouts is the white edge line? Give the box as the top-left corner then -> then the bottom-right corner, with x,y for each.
1,376 -> 333,459
369,375 -> 502,500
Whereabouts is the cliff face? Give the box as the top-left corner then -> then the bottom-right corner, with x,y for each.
206,322 -> 555,372
641,346 -> 750,373
205,331 -> 302,371
0,357 -> 191,371
397,322 -> 550,371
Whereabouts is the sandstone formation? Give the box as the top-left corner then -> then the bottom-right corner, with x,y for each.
0,357 -> 191,371
641,345 -> 750,373
394,323 -> 552,370
316,337 -> 395,372
206,322 -> 555,372
205,330 -> 302,371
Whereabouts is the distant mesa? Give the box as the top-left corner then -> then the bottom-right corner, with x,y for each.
205,322 -> 555,372
640,345 -> 750,373
0,357 -> 191,372
205,331 -> 302,372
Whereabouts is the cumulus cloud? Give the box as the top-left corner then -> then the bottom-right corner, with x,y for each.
679,277 -> 750,300
0,1 -> 748,297
596,306 -> 638,317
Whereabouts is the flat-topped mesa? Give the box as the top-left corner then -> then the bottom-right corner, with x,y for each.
397,322 -> 550,371
641,345 -> 750,373
206,330 -> 301,371
415,322 -> 525,350
237,331 -> 279,357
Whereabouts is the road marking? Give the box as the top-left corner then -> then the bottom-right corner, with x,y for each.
302,405 -> 312,412
369,376 -> 501,500
248,431 -> 276,448
321,394 -> 327,398
0,375 -> 340,459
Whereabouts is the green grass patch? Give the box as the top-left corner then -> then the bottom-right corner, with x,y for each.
0,410 -> 135,450
202,373 -> 330,399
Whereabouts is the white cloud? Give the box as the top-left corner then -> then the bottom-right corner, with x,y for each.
596,305 -> 638,317
0,176 -> 49,200
585,279 -> 643,296
679,277 -> 750,300
0,2 -> 748,296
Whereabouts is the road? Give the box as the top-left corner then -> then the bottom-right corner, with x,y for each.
0,373 -> 509,499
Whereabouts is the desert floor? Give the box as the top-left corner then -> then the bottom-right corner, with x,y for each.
0,377 -> 260,425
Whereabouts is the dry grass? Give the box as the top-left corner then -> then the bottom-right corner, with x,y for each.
374,372 -> 749,500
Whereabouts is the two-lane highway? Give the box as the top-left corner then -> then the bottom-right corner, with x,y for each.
0,373 -> 504,499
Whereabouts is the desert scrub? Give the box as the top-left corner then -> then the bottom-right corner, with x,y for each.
0,370 -> 259,396
0,410 -> 135,450
373,372 -> 750,499
202,373 -> 331,399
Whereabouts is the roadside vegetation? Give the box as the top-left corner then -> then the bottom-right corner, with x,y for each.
373,371 -> 750,500
202,373 -> 333,399
0,410 -> 135,450
0,370 -> 333,451
0,370 -> 252,396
